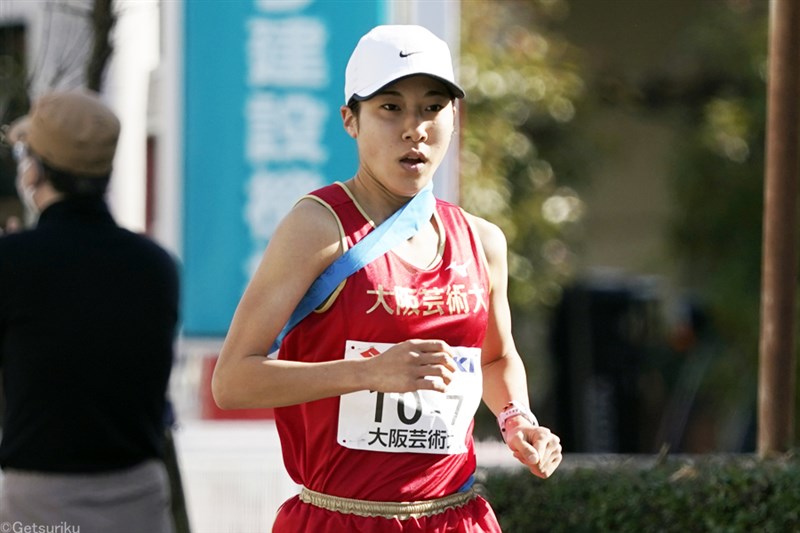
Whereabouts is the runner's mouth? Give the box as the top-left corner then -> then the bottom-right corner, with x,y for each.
400,151 -> 428,166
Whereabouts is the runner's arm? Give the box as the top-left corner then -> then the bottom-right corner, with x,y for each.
468,213 -> 562,478
465,214 -> 529,412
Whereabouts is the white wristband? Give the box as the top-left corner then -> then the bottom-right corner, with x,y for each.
498,401 -> 538,442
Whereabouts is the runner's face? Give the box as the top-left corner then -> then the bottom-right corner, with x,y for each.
343,75 -> 456,197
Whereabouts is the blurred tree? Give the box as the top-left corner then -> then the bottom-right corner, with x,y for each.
86,0 -> 115,92
653,0 -> 770,449
460,0 -> 591,437
592,0 -> 773,450
461,0 -> 785,450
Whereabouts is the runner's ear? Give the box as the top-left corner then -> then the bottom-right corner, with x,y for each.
340,106 -> 358,139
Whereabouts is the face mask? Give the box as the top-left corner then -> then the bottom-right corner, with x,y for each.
18,185 -> 41,226
15,157 -> 41,223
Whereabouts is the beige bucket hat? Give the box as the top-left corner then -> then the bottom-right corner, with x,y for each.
5,89 -> 120,177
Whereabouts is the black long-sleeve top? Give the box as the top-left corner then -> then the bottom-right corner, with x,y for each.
0,196 -> 179,473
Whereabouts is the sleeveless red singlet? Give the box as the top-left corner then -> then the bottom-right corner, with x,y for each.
272,183 -> 501,533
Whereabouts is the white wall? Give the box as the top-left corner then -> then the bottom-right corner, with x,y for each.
105,0 -> 160,233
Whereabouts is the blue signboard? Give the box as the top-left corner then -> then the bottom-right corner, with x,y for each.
183,0 -> 386,335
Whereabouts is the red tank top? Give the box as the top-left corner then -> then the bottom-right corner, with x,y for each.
274,182 -> 491,502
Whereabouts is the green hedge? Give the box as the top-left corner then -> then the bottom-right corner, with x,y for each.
480,453 -> 800,532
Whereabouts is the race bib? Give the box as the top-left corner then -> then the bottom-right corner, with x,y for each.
337,340 -> 483,455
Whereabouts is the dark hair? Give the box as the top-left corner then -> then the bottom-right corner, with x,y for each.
41,161 -> 110,197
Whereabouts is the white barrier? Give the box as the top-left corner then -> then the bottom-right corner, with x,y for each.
174,421 -> 297,533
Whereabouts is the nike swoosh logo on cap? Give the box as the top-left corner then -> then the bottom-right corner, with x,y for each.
399,51 -> 422,58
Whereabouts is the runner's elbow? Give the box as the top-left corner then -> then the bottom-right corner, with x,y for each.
211,364 -> 240,410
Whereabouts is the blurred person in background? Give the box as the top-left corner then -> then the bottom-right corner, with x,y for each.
0,90 -> 179,532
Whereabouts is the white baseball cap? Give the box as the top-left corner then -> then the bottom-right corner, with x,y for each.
344,25 -> 465,105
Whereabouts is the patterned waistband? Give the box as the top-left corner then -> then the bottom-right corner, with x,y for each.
299,486 -> 477,520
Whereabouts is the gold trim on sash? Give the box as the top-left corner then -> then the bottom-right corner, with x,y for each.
299,486 -> 477,520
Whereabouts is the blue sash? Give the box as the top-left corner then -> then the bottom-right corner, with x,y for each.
269,184 -> 436,354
